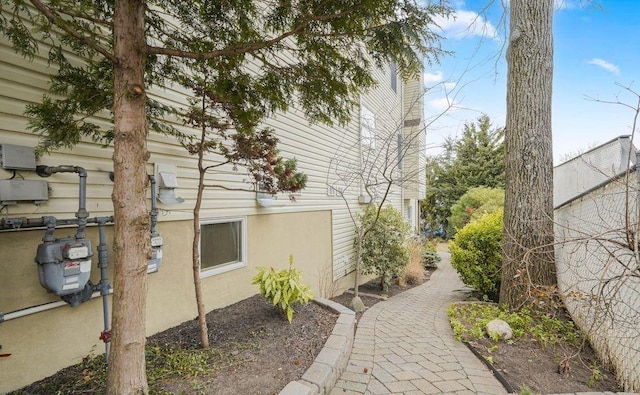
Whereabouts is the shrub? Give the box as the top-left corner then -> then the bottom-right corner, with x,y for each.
449,208 -> 503,301
400,239 -> 426,285
422,239 -> 441,268
448,186 -> 504,237
252,255 -> 313,323
358,205 -> 410,291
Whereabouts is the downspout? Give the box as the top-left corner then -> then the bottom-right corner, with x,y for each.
398,132 -> 406,230
149,175 -> 158,238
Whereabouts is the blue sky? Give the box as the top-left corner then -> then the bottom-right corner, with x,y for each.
424,0 -> 640,164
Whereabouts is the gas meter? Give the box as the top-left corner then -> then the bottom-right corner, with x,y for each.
147,234 -> 163,273
35,238 -> 93,306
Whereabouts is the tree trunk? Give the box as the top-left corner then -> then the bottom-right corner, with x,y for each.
192,128 -> 210,349
354,230 -> 362,298
501,0 -> 557,309
107,0 -> 150,394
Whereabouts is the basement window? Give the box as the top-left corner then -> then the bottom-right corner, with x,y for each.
200,217 -> 247,277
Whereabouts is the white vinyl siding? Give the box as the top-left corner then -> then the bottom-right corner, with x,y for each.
0,32 -> 405,282
402,74 -> 426,201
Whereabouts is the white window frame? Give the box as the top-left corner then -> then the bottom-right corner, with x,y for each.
199,216 -> 247,278
360,104 -> 376,150
390,61 -> 398,93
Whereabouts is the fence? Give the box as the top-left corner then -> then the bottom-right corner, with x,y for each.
554,137 -> 640,392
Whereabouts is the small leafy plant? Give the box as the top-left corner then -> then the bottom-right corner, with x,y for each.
252,255 -> 314,323
587,361 -> 605,388
518,385 -> 541,395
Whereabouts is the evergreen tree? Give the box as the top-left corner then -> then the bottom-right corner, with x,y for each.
422,114 -> 504,235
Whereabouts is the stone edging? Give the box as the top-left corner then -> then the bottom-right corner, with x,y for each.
278,297 -> 356,395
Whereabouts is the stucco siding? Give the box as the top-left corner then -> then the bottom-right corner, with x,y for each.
0,211 -> 332,393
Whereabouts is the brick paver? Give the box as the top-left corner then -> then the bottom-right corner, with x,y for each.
330,252 -> 507,395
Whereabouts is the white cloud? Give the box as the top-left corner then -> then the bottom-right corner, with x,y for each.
587,58 -> 620,75
427,97 -> 460,112
432,10 -> 499,41
424,71 -> 444,83
443,81 -> 457,91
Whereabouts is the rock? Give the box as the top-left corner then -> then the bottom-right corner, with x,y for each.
350,296 -> 365,313
486,319 -> 513,340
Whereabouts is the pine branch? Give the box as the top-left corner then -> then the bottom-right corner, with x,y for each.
147,5 -> 360,59
28,0 -> 116,63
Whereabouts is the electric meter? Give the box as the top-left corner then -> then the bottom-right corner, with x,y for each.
147,234 -> 163,273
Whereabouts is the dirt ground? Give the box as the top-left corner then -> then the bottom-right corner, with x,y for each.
466,335 -> 619,394
12,269 -> 623,395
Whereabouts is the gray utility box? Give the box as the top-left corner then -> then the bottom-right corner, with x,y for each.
0,179 -> 49,205
35,238 -> 93,296
0,144 -> 37,170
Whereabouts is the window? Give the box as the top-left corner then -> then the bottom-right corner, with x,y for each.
200,217 -> 247,277
406,205 -> 414,228
360,104 -> 376,149
390,61 -> 398,93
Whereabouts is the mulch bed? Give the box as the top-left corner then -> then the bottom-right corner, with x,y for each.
466,331 -> 620,394
11,295 -> 337,395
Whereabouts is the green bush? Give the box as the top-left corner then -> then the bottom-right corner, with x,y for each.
422,240 -> 441,268
448,186 -> 504,236
252,255 -> 313,323
358,205 -> 410,291
449,208 -> 503,301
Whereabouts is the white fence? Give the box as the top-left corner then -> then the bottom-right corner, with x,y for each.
554,138 -> 640,392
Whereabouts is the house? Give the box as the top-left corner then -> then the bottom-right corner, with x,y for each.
0,32 -> 426,393
554,136 -> 640,392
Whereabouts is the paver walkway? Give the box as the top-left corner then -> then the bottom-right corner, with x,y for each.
330,252 -> 508,395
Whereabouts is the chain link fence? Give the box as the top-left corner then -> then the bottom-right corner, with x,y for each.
555,163 -> 640,392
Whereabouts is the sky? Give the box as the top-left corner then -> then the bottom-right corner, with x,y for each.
423,0 -> 640,164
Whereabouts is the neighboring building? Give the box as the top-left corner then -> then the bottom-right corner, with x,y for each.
554,136 -> 640,392
0,33 -> 427,391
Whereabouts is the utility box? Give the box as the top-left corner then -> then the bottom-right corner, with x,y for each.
0,144 -> 37,170
35,238 -> 93,297
0,180 -> 49,205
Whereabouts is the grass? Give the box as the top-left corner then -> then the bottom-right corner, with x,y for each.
447,302 -> 584,346
400,239 -> 427,285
